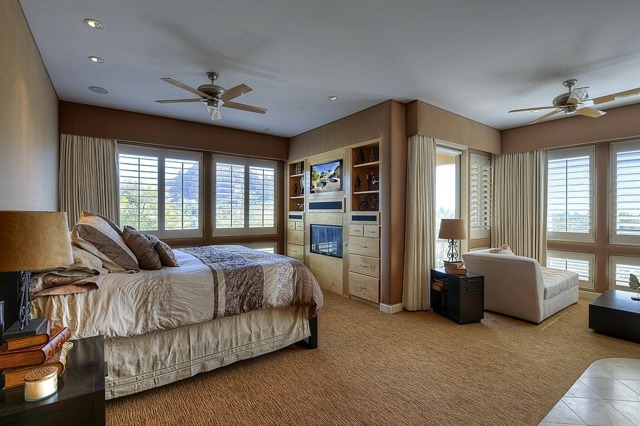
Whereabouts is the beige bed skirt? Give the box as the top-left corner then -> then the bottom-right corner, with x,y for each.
105,306 -> 310,399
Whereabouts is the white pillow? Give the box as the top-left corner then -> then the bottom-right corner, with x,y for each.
489,244 -> 514,255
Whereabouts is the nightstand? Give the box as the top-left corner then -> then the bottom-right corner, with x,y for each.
430,268 -> 484,324
0,335 -> 105,425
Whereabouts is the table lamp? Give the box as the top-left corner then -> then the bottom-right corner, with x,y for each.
438,218 -> 467,262
0,211 -> 73,341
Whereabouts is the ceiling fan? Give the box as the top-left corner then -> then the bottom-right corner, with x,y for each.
508,79 -> 640,125
156,71 -> 267,120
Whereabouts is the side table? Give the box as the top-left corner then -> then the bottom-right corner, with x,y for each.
0,335 -> 105,425
589,290 -> 640,342
430,268 -> 484,324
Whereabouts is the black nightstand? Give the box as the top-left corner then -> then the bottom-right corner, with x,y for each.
0,335 -> 105,426
430,268 -> 484,324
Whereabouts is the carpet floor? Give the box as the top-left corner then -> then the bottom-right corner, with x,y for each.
106,292 -> 639,425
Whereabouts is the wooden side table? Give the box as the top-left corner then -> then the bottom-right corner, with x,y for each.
430,268 -> 484,324
0,335 -> 105,425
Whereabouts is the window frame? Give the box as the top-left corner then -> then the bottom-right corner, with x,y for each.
212,154 -> 278,237
609,139 -> 640,246
118,144 -> 203,239
546,146 -> 595,243
609,255 -> 640,292
546,249 -> 595,290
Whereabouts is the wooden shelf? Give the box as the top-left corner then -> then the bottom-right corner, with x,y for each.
354,190 -> 379,195
353,160 -> 379,168
289,173 -> 304,178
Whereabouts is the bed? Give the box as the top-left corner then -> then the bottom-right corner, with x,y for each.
32,244 -> 323,399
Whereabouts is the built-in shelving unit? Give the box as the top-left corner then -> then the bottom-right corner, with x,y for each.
287,160 -> 305,261
288,160 -> 305,213
351,141 -> 380,212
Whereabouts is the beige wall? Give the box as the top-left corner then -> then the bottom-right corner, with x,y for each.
0,0 -> 59,211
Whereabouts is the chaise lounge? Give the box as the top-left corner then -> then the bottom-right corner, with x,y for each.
462,248 -> 579,324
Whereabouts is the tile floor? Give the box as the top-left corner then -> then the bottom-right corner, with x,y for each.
540,358 -> 640,425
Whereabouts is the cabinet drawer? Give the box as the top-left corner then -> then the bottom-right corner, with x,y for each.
287,244 -> 304,260
349,235 -> 379,257
287,221 -> 296,230
349,254 -> 379,278
287,230 -> 304,245
363,225 -> 379,238
349,272 -> 379,303
349,225 -> 364,236
295,221 -> 304,231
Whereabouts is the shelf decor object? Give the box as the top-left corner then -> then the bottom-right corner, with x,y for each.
0,211 -> 73,341
438,218 -> 466,263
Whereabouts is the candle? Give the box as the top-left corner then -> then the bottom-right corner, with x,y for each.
24,366 -> 58,401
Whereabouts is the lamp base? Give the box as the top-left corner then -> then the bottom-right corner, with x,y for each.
2,317 -> 47,343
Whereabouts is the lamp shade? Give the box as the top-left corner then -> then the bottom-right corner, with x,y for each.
0,211 -> 73,272
438,218 -> 467,240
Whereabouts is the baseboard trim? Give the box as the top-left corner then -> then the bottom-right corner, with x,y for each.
380,303 -> 403,314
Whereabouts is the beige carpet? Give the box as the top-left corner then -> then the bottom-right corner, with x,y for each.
106,292 -> 639,425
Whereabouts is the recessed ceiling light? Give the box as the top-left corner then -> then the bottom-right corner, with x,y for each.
88,56 -> 104,63
263,128 -> 271,132
328,96 -> 338,101
531,110 -> 540,113
88,86 -> 109,94
84,19 -> 104,29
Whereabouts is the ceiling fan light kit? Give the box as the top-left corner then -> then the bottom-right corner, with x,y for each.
508,79 -> 640,125
156,71 -> 267,121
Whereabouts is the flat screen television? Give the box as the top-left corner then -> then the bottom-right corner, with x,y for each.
310,159 -> 343,193
310,224 -> 343,258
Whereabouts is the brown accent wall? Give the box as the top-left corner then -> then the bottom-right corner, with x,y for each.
289,101 -> 407,306
502,104 -> 640,293
407,101 -> 501,154
501,103 -> 640,154
0,0 -> 59,211
59,102 -> 288,160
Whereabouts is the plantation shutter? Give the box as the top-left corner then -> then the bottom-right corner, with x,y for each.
547,147 -> 593,242
249,165 -> 276,228
118,151 -> 159,231
470,154 -> 491,239
164,156 -> 200,231
215,161 -> 246,230
611,141 -> 640,244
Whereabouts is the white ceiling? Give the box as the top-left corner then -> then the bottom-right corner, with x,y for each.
19,0 -> 640,138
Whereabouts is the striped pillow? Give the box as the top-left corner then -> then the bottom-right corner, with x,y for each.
71,212 -> 139,272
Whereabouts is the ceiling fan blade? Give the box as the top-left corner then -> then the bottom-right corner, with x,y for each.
161,77 -> 211,99
222,100 -> 267,114
508,106 -> 558,113
155,98 -> 203,103
528,109 -> 562,125
591,87 -> 640,105
567,87 -> 589,104
220,84 -> 252,102
575,107 -> 606,118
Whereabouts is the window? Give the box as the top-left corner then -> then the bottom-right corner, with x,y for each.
435,147 -> 462,265
610,139 -> 640,245
547,146 -> 594,242
213,155 -> 276,236
470,154 -> 491,239
118,145 -> 202,238
547,250 -> 594,289
610,255 -> 640,292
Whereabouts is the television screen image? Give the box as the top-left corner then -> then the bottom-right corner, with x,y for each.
310,224 -> 343,258
310,159 -> 343,193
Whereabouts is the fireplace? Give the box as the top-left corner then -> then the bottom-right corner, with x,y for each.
310,224 -> 343,258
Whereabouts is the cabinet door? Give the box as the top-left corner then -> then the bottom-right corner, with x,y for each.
349,272 -> 379,303
349,254 -> 380,278
349,236 -> 379,257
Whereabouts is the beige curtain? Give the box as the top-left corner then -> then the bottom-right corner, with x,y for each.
58,134 -> 119,228
403,135 -> 437,311
492,150 -> 547,261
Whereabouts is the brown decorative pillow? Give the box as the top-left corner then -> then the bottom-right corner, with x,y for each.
155,240 -> 179,267
122,226 -> 162,270
71,213 -> 139,272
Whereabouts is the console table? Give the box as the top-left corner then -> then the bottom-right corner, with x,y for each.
589,290 -> 640,342
430,268 -> 484,324
0,335 -> 105,425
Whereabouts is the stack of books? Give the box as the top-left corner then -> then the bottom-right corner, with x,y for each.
443,260 -> 467,275
0,319 -> 72,390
